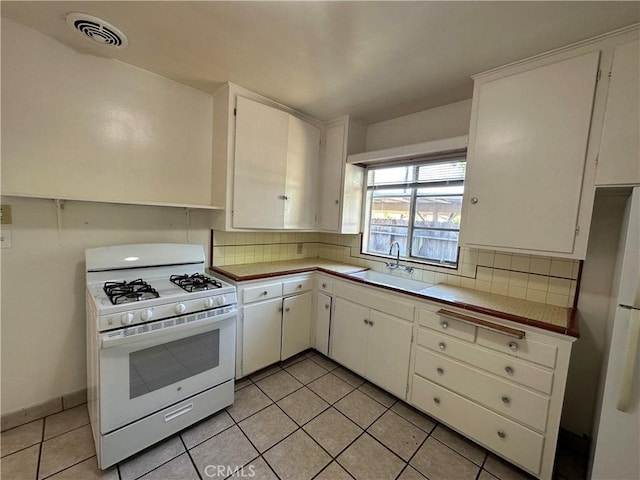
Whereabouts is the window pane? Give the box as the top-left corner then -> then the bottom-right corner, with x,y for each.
367,166 -> 414,186
414,196 -> 463,229
371,196 -> 411,227
411,229 -> 459,264
417,161 -> 466,184
368,226 -> 408,256
416,185 -> 464,196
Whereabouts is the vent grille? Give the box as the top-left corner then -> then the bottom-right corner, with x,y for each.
66,13 -> 128,49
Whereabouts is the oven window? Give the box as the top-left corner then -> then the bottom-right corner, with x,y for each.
129,330 -> 220,399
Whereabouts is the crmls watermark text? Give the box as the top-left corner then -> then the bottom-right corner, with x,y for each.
204,465 -> 256,478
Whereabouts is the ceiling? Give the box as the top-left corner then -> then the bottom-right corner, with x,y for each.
2,2 -> 638,124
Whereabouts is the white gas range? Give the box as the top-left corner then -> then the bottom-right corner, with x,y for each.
85,243 -> 236,469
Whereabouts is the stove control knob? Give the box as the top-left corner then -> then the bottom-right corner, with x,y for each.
204,298 -> 214,308
121,312 -> 134,325
141,309 -> 153,322
174,303 -> 187,314
216,296 -> 226,306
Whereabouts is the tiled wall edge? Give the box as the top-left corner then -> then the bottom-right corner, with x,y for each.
211,230 -> 580,308
1,388 -> 88,432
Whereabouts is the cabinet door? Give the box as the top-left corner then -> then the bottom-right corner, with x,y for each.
331,298 -> 368,375
233,96 -> 288,229
242,298 -> 283,375
314,292 -> 332,356
284,117 -> 320,229
281,292 -> 313,360
341,164 -> 365,234
596,39 -> 640,186
366,310 -> 413,399
319,122 -> 346,231
463,52 -> 600,254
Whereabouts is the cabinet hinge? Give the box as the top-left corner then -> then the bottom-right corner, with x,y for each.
575,225 -> 580,236
234,108 -> 237,116
608,70 -> 612,79
596,69 -> 602,82
595,155 -> 599,166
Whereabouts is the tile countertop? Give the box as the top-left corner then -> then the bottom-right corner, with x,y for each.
209,260 -> 578,338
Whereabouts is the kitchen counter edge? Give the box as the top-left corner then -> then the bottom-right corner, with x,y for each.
209,263 -> 579,338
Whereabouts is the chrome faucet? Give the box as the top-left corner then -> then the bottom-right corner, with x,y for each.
386,241 -> 414,273
388,241 -> 401,269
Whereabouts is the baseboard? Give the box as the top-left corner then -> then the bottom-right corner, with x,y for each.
1,388 -> 88,432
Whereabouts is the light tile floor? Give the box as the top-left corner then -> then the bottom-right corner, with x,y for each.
1,351 -> 585,480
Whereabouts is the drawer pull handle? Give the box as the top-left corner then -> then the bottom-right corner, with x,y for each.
322,283 -> 327,288
262,291 -> 268,296
433,397 -> 441,405
165,403 -> 193,422
325,304 -> 330,309
437,309 -> 525,339
436,367 -> 444,376
369,320 -> 375,326
501,396 -> 511,405
297,284 -> 302,289
285,307 -> 290,312
497,430 -> 507,439
505,366 -> 514,375
438,342 -> 446,350
440,321 -> 449,329
363,319 -> 369,325
508,341 -> 519,351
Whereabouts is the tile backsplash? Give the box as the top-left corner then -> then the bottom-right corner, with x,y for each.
211,231 -> 580,308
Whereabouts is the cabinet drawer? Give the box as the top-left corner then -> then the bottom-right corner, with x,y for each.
476,328 -> 557,369
243,282 -> 283,304
419,309 -> 476,342
417,329 -> 554,395
415,348 -> 550,432
317,277 -> 334,294
412,375 -> 543,475
283,277 -> 313,295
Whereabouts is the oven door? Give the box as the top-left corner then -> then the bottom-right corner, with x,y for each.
98,310 -> 236,434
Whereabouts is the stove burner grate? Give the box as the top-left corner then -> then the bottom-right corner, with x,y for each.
103,279 -> 160,305
170,273 -> 222,292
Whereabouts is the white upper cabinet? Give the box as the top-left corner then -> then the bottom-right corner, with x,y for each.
595,38 -> 640,186
284,117 -> 320,229
233,96 -> 289,229
461,51 -> 600,257
319,117 -> 367,233
212,84 -> 321,231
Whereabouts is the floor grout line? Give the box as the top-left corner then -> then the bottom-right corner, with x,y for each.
5,351 -> 580,480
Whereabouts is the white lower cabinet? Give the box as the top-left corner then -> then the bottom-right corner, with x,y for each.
281,292 -> 313,360
331,286 -> 414,400
237,275 -> 313,377
314,292 -> 332,356
242,298 -> 283,377
412,376 -> 545,474
410,306 -> 574,480
233,269 -> 574,480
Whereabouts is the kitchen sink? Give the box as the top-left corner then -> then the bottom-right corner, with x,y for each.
348,270 -> 434,293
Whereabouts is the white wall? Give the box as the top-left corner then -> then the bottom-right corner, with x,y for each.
365,99 -> 472,151
561,190 -> 628,436
1,19 -> 213,207
0,196 -> 212,414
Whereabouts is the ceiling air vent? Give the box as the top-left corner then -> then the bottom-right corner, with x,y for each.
66,13 -> 128,49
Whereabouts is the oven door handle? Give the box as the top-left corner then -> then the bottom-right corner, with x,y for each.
100,310 -> 236,349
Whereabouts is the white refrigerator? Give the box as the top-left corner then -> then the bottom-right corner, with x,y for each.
590,187 -> 640,480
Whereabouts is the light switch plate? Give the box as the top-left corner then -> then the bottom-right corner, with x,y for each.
1,205 -> 12,225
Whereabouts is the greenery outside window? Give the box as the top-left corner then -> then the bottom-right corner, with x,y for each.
362,157 -> 466,267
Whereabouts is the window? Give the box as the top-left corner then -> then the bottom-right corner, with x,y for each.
362,157 -> 466,267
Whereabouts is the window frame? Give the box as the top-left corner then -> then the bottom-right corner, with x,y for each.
361,154 -> 466,269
